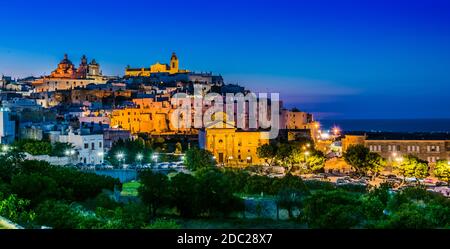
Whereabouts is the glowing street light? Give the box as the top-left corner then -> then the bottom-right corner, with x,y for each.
304,151 -> 310,162
395,157 -> 403,163
332,127 -> 340,136
2,145 -> 9,152
97,151 -> 104,157
152,154 -> 159,166
136,153 -> 143,161
116,152 -> 125,160
65,149 -> 76,156
116,152 -> 125,168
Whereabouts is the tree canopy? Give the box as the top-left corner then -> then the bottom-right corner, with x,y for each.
344,145 -> 385,176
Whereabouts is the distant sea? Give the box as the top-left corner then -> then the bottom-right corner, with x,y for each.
320,119 -> 450,133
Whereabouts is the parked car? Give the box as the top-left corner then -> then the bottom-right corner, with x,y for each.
405,177 -> 418,183
436,181 -> 448,187
336,178 -> 350,185
159,163 -> 169,169
317,173 -> 328,179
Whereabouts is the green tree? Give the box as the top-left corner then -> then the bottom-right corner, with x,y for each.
396,155 -> 429,180
170,173 -> 199,217
195,168 -> 244,217
306,150 -> 326,173
361,184 -> 391,222
0,194 -> 35,227
13,139 -> 53,155
11,173 -> 59,206
184,147 -> 215,171
138,170 -> 170,217
0,151 -> 25,183
377,203 -> 435,229
146,219 -> 181,229
344,145 -> 385,176
433,160 -> 450,184
276,143 -> 293,168
302,190 -> 363,228
256,143 -> 278,167
35,200 -> 81,229
109,203 -> 150,229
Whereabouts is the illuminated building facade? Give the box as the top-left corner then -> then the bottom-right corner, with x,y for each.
125,52 -> 189,77
199,120 -> 270,166
342,133 -> 450,164
33,54 -> 106,92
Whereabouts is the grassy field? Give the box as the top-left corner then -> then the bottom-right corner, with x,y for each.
121,181 -> 141,197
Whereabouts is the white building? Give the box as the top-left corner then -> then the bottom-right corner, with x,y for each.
0,107 -> 16,144
58,129 -> 104,165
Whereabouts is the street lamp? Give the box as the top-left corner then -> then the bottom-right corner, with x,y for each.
333,127 -> 340,136
152,154 -> 158,167
304,151 -> 310,162
2,145 -> 9,153
116,152 -> 125,168
136,153 -> 143,165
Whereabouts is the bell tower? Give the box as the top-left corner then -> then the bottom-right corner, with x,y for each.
170,52 -> 179,73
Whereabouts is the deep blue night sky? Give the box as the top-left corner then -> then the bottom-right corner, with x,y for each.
1,0 -> 449,119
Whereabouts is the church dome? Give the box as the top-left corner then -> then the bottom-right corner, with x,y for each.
59,54 -> 74,66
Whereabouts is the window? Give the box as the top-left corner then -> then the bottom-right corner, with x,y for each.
369,145 -> 381,152
408,145 -> 420,152
99,142 -> 102,148
91,143 -> 95,150
428,146 -> 440,152
388,145 -> 400,152
84,143 -> 88,149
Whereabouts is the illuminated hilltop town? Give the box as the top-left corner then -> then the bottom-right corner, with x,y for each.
0,53 -> 319,167
0,53 -> 449,172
